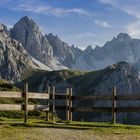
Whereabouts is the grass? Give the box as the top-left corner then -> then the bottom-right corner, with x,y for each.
0,118 -> 140,140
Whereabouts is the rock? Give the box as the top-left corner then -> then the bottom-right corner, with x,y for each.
10,16 -> 53,66
0,23 -> 35,82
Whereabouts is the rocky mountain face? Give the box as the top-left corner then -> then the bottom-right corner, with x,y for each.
71,33 -> 140,71
10,16 -> 53,67
90,62 -> 140,123
10,16 -> 140,72
84,33 -> 140,71
46,33 -> 77,67
21,61 -> 140,123
10,16 -> 88,70
0,23 -> 45,82
10,16 -> 70,70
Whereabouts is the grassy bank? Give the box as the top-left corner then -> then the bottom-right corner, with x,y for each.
0,118 -> 140,140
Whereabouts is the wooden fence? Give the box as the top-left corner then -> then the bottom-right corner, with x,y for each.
0,83 -> 140,123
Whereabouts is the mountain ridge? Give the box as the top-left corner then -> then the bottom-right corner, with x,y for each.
10,16 -> 140,72
1,16 -> 140,81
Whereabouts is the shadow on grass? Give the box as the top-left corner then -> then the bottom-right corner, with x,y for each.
1,118 -> 139,131
9,123 -> 89,130
7,121 -> 139,131
38,121 -> 117,128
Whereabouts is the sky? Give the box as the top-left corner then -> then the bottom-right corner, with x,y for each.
0,0 -> 140,49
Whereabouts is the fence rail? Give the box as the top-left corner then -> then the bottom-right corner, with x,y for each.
0,104 -> 49,111
0,83 -> 140,123
0,91 -> 49,99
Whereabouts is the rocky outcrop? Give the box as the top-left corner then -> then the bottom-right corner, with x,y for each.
46,33 -> 77,67
11,16 -> 70,70
10,16 -> 53,66
0,23 -> 38,82
94,62 -> 140,94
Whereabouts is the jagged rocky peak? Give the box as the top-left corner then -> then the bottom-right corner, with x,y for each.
0,23 -> 7,31
17,16 -> 36,26
14,16 -> 38,29
11,16 -> 53,66
107,61 -> 136,73
0,23 -> 36,82
46,33 -> 59,40
11,16 -> 42,47
107,61 -> 137,76
95,45 -> 100,49
84,45 -> 93,55
104,33 -> 132,47
95,61 -> 140,95
115,33 -> 132,41
46,33 -> 69,48
85,45 -> 93,51
0,23 -> 9,36
46,33 -> 75,66
108,61 -> 131,69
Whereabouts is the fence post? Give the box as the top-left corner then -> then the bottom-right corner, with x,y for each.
24,83 -> 28,123
49,86 -> 52,121
69,88 -> 72,122
52,86 -> 55,122
46,86 -> 51,121
112,86 -> 116,124
66,88 -> 69,121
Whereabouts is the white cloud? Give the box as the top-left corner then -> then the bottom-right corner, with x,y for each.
94,19 -> 112,28
127,21 -> 140,38
99,0 -> 140,19
11,3 -> 90,17
122,5 -> 140,19
99,0 -> 140,39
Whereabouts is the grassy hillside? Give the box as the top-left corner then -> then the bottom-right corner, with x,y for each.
17,69 -> 89,92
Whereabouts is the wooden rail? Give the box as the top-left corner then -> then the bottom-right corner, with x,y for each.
72,94 -> 140,100
72,95 -> 112,100
0,91 -> 49,99
55,106 -> 140,112
0,104 -> 49,111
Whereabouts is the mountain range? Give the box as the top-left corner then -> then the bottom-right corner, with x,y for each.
10,16 -> 140,72
1,16 -> 140,82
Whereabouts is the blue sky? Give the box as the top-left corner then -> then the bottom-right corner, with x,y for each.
0,0 -> 140,49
